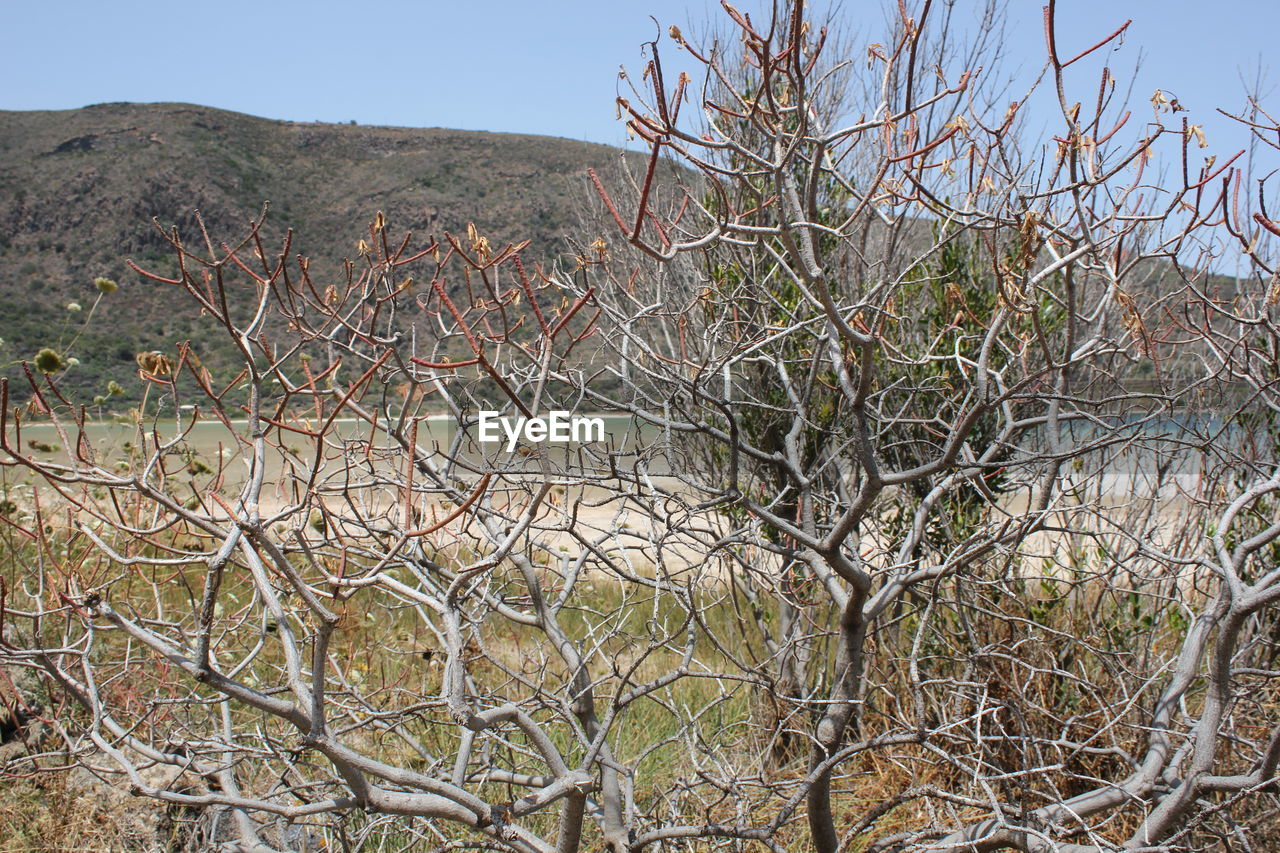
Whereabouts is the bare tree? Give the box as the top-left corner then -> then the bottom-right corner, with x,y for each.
569,0 -> 1280,850
2,2 -> 1278,852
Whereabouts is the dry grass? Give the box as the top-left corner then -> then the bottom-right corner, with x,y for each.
0,769 -> 193,852
3,505 -> 1280,850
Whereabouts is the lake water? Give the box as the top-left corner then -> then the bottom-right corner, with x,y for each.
3,412 -> 1250,499
4,413 -> 670,490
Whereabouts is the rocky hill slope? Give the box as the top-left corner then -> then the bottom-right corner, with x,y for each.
0,102 -> 632,403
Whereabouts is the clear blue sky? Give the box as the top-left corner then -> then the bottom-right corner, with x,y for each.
1,0 -> 1275,158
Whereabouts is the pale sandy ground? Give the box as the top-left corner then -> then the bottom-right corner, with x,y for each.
253,470 -> 1207,585
5,440 -> 1213,585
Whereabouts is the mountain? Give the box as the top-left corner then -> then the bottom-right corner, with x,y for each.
0,102 -> 634,405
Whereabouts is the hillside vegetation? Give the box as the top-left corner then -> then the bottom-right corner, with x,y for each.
0,102 -> 633,404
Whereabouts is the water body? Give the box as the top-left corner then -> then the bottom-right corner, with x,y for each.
5,412 -> 1259,498
5,414 -> 667,491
